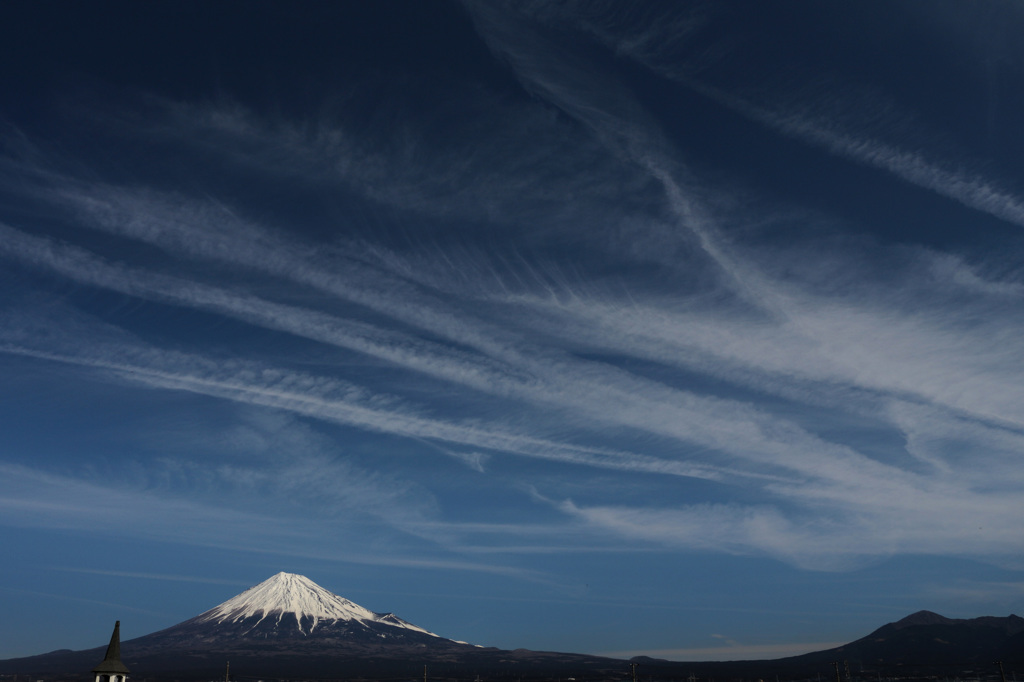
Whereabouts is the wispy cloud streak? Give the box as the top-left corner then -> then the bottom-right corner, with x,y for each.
528,1 -> 1024,230
690,82 -> 1024,229
0,335 -> 721,482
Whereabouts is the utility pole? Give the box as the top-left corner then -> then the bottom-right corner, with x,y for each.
833,661 -> 842,682
996,661 -> 1007,682
631,662 -> 640,682
225,661 -> 230,682
424,664 -> 428,682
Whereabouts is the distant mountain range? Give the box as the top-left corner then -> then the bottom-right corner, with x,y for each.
1,573 -> 1020,681
782,609 -> 1024,668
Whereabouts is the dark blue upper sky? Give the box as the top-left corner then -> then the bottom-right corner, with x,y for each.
2,0 -> 1024,662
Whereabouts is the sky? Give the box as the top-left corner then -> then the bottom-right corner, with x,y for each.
2,0 -> 1024,664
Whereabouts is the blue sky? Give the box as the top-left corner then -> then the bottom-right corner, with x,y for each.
2,0 -> 1024,662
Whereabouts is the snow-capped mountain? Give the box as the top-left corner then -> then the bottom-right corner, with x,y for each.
0,572 -> 624,680
127,571 -> 451,651
192,572 -> 436,637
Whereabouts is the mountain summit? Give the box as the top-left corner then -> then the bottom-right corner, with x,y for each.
192,572 -> 435,636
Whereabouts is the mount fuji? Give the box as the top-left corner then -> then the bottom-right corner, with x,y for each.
104,572 -> 492,674
0,572 -> 621,680
174,572 -> 441,640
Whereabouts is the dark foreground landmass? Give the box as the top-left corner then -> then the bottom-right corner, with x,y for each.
1,612 -> 1021,682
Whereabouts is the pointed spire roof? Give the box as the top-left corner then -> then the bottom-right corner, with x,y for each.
91,621 -> 130,675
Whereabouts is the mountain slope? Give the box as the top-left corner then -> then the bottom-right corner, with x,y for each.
182,572 -> 437,638
0,573 -> 624,679
769,610 -> 1024,671
627,611 -> 1024,682
109,572 -> 619,678
119,572 -> 467,663
0,573 -> 480,678
192,569 -> 436,630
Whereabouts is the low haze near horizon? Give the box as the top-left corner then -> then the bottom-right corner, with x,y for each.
1,0 -> 1024,663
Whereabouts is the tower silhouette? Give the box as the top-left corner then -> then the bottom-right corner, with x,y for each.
91,621 -> 129,682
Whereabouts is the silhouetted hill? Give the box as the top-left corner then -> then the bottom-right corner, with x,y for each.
786,610 -> 1024,667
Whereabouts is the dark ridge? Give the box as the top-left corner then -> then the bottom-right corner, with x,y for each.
3,607 -> 1023,681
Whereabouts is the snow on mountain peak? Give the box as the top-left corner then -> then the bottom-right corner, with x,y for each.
194,572 -> 436,636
